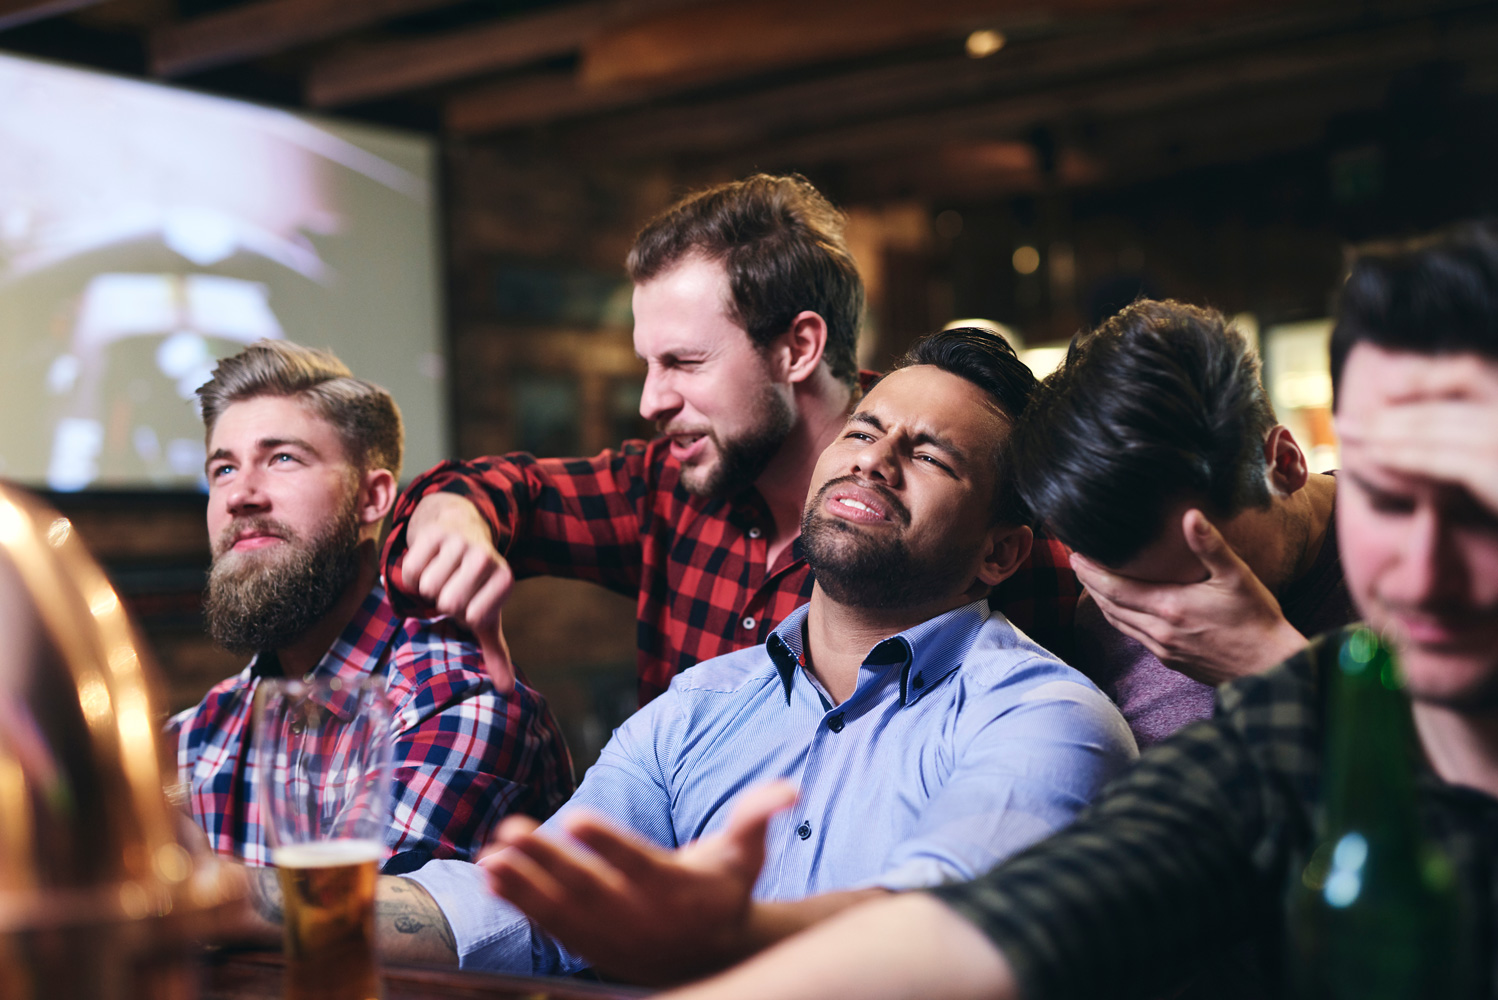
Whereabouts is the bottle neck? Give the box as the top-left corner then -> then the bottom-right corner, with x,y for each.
1319,630 -> 1424,856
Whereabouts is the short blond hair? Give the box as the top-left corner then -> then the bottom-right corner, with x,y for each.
197,340 -> 403,480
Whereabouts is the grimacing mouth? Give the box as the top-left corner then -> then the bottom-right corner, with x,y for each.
815,475 -> 911,526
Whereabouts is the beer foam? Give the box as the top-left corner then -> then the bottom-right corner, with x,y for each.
272,839 -> 384,869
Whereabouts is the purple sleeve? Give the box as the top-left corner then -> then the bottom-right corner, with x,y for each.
1072,594 -> 1216,748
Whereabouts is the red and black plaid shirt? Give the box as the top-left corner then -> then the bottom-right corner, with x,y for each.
169,584 -> 574,870
383,438 -> 1080,706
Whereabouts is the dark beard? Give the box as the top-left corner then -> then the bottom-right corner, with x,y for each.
800,479 -> 960,609
203,500 -> 363,656
681,386 -> 796,499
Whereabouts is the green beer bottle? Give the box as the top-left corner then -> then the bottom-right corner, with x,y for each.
1288,627 -> 1461,999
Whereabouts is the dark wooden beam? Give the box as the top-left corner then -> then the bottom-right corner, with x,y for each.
712,13 -> 1498,168
150,0 -> 463,79
554,7 -> 1316,154
578,0 -> 1190,89
446,68 -> 671,134
446,0 -> 1371,139
305,0 -> 702,109
0,0 -> 107,32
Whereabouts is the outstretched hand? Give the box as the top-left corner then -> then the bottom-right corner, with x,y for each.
398,492 -> 517,693
1072,509 -> 1307,685
479,781 -> 799,986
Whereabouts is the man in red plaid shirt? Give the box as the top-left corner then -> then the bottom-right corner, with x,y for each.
170,341 -> 573,891
384,174 -> 1078,706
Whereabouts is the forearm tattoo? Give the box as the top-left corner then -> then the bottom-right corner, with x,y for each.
248,866 -> 285,926
244,865 -> 456,963
377,877 -> 458,962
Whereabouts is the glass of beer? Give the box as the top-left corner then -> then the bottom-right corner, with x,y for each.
252,675 -> 393,1000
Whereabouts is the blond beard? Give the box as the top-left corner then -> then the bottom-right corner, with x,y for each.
203,493 -> 363,656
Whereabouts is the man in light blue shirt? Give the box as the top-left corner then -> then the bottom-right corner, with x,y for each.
399,328 -> 1136,982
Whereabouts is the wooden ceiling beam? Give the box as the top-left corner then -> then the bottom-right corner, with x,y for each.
447,0 -> 1375,140
577,0 -> 1232,90
0,0 -> 107,32
305,0 -> 701,109
721,14 -> 1498,168
555,5 -> 1351,155
446,69 -> 669,134
150,0 -> 463,78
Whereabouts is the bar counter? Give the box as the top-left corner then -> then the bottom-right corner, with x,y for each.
202,950 -> 650,1000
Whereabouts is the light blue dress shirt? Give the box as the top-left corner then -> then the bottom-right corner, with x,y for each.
404,599 -> 1137,973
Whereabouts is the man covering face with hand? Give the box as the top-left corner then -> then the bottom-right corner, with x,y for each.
1008,300 -> 1354,746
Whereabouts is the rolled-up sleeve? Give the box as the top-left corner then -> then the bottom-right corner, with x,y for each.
381,448 -> 654,617
399,685 -> 685,972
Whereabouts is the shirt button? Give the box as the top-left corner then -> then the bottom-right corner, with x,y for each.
748,527 -> 762,539
828,713 -> 845,733
796,821 -> 812,840
742,616 -> 756,630
912,674 -> 924,690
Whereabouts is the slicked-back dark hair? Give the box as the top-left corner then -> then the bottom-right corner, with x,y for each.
890,327 -> 1038,526
627,174 -> 864,387
1011,300 -> 1275,567
1332,220 -> 1498,402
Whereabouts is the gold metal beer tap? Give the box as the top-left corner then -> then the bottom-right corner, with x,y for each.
0,484 -> 242,1000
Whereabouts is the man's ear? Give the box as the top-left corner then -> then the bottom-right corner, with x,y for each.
357,468 -> 397,529
768,310 -> 829,385
976,524 -> 1033,589
1263,425 -> 1310,496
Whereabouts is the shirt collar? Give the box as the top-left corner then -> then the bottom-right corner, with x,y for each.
766,599 -> 993,706
247,583 -> 398,721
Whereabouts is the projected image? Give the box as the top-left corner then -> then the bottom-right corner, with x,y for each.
0,53 -> 445,490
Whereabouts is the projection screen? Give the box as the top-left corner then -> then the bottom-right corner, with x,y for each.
0,51 -> 446,491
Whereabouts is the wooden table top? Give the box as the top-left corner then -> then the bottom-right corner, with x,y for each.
201,949 -> 652,1000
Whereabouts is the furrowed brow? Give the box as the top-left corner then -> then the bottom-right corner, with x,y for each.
851,411 -> 968,465
911,430 -> 967,463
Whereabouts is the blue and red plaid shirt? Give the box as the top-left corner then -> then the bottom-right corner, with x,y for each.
382,439 -> 1080,706
168,584 -> 574,871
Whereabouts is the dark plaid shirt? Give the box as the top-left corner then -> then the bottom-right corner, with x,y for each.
933,627 -> 1498,1000
382,438 -> 1080,706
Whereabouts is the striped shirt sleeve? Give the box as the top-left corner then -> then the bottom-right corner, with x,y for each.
929,649 -> 1325,1000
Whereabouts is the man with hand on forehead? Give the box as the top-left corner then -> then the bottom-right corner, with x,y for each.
657,221 -> 1498,1000
379,174 -> 1079,705
392,328 -> 1135,983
